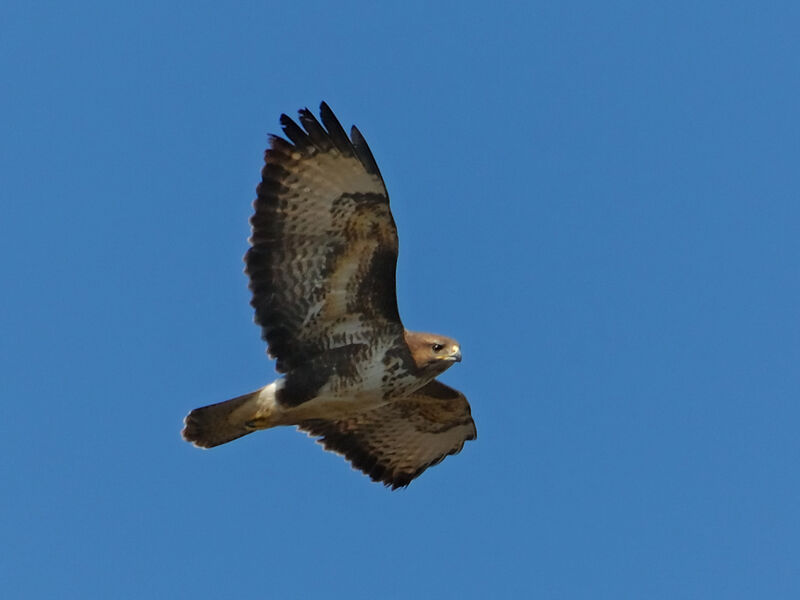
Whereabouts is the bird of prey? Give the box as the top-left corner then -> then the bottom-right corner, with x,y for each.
182,103 -> 475,489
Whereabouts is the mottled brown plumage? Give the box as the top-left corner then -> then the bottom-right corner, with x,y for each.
182,103 -> 475,488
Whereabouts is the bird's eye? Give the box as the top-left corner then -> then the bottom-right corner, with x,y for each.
432,343 -> 445,353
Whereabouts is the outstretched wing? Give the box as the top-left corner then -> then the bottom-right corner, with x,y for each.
298,380 -> 477,489
246,103 -> 406,374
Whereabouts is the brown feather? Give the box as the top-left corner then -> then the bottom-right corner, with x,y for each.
183,104 -> 475,490
298,380 -> 476,489
246,104 -> 407,379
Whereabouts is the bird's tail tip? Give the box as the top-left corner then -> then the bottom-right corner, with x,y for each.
182,387 -> 272,448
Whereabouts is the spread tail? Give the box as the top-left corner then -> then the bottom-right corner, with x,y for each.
182,384 -> 277,448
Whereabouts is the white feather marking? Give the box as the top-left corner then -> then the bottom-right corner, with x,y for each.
301,299 -> 325,328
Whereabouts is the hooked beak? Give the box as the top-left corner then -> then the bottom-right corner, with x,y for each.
450,347 -> 462,363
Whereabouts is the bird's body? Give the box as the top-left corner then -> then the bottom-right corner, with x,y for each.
182,103 -> 475,489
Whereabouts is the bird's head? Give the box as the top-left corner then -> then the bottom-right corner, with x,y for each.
404,331 -> 462,376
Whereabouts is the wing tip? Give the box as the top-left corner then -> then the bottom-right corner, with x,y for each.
270,103 -> 383,179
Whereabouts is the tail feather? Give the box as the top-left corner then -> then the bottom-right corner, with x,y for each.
182,388 -> 270,448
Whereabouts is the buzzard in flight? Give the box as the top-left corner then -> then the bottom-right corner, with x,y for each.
182,103 -> 475,489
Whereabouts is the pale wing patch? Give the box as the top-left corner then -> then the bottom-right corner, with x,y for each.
279,154 -> 385,238
301,151 -> 385,198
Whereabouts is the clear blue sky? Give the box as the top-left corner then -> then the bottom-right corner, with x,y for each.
2,2 -> 799,598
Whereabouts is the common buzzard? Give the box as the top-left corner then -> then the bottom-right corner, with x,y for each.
182,103 -> 475,489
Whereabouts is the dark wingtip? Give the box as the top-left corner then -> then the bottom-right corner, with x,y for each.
295,107 -> 314,128
388,476 -> 413,491
279,113 -> 309,147
350,125 -> 382,177
318,102 -> 355,157
277,104 -> 383,179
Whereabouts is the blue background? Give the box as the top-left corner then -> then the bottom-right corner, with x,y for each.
2,2 -> 799,598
